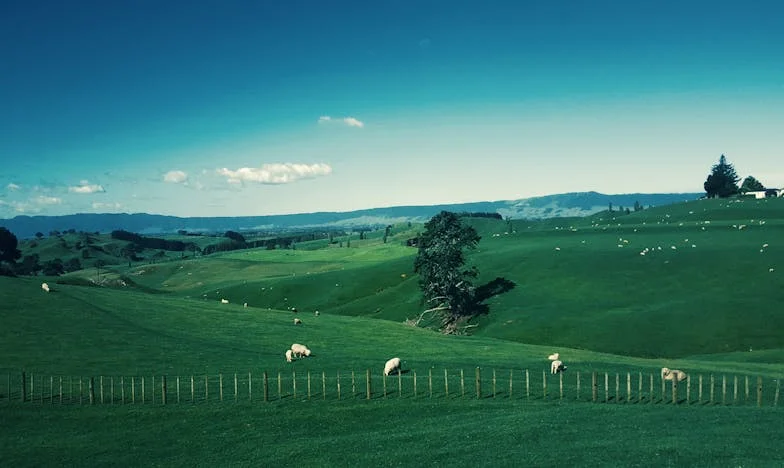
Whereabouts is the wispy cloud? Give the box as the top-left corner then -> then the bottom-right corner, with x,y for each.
68,180 -> 105,194
35,195 -> 62,205
217,163 -> 333,185
92,202 -> 123,211
6,183 -> 20,191
163,170 -> 188,184
318,116 -> 364,128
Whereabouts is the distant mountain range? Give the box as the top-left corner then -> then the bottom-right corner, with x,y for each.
1,191 -> 702,238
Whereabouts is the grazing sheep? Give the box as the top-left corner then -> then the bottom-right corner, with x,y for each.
661,367 -> 687,382
294,318 -> 302,325
285,349 -> 294,362
314,310 -> 320,316
41,283 -> 50,293
291,343 -> 311,358
551,360 -> 567,374
547,353 -> 560,361
384,357 -> 402,376
220,299 -> 229,304
243,302 -> 248,308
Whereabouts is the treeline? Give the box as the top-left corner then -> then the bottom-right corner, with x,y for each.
458,212 -> 503,220
110,230 -> 195,252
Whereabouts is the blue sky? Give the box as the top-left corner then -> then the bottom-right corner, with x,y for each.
1,0 -> 783,218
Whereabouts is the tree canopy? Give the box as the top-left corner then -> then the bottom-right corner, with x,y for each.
740,176 -> 765,193
704,154 -> 740,198
412,211 -> 481,334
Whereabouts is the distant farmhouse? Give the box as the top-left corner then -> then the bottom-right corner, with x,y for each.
742,189 -> 784,199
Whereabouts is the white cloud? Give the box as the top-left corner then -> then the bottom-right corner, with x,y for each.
35,195 -> 62,205
317,115 -> 364,128
68,181 -> 105,194
343,117 -> 364,128
92,202 -> 123,211
163,170 -> 188,184
217,163 -> 333,185
6,183 -> 20,191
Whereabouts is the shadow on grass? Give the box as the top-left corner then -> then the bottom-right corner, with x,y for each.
470,277 -> 517,317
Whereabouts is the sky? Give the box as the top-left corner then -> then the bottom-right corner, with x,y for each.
1,0 -> 783,218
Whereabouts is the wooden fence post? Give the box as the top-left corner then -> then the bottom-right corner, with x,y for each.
638,372 -> 643,402
219,374 -> 224,402
444,369 -> 449,398
263,371 -> 269,402
413,371 -> 417,398
21,372 -> 26,403
626,372 -> 631,403
292,371 -> 297,399
190,376 -> 194,403
660,375 -> 665,402
59,376 -> 63,405
132,377 -> 135,404
30,373 -> 33,403
351,371 -> 356,398
559,372 -> 563,400
525,370 -> 530,400
307,372 -> 312,400
460,369 -> 465,398
162,375 -> 167,405
203,375 -> 207,403
734,375 -> 738,404
249,372 -> 252,402
475,367 -> 481,399
698,375 -> 703,404
604,372 -> 609,403
509,369 -> 513,399
745,376 -> 749,402
757,376 -> 763,407
493,369 -> 497,399
121,376 -> 126,404
69,376 -> 73,404
649,374 -> 654,404
615,373 -> 619,403
234,373 -> 238,402
591,372 -> 597,402
774,379 -> 780,407
337,371 -> 341,400
576,371 -> 581,401
89,377 -> 95,405
176,377 -> 179,404
672,377 -> 678,404
686,375 -> 691,405
100,376 -> 104,404
322,371 -> 326,400
542,370 -> 547,399
428,368 -> 433,399
366,369 -> 371,400
278,372 -> 282,400
710,374 -> 714,404
722,375 -> 727,405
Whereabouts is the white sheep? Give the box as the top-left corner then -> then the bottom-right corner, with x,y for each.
551,360 -> 566,374
314,310 -> 320,316
291,343 -> 311,358
285,349 -> 294,362
220,299 -> 229,304
243,302 -> 248,308
294,318 -> 302,325
384,357 -> 401,376
41,283 -> 50,293
661,367 -> 687,382
547,352 -> 560,361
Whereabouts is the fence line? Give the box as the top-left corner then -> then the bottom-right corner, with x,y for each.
3,371 -> 780,408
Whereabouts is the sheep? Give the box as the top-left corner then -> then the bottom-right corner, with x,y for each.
547,352 -> 560,361
294,318 -> 302,325
243,302 -> 248,308
285,349 -> 294,362
384,357 -> 401,376
41,283 -> 50,293
291,343 -> 311,358
220,299 -> 229,304
661,367 -> 687,382
314,310 -> 320,316
551,360 -> 566,374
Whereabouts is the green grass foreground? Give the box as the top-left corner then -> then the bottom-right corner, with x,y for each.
1,400 -> 783,467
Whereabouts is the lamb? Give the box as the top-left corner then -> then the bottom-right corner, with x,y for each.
290,343 -> 311,358
551,360 -> 567,374
384,357 -> 401,376
547,352 -> 560,361
661,367 -> 687,382
41,283 -> 50,293
294,318 -> 302,325
220,299 -> 229,304
285,349 -> 294,362
314,310 -> 320,316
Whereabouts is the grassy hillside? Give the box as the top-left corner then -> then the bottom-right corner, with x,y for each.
69,197 -> 784,359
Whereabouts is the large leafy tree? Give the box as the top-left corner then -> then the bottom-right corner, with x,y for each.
704,154 -> 740,198
412,211 -> 481,334
740,176 -> 765,193
0,227 -> 22,275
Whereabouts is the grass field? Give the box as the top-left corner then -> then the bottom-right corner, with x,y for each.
2,197 -> 784,466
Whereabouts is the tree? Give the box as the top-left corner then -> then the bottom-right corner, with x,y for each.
17,254 -> 41,276
35,232 -> 44,239
0,227 -> 22,275
633,201 -> 642,212
412,211 -> 481,334
704,154 -> 740,198
740,176 -> 765,193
